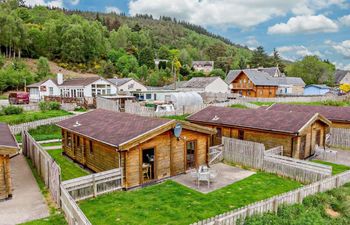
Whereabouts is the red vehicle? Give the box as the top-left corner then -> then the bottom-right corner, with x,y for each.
8,92 -> 30,104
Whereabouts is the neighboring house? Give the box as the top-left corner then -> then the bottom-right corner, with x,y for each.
226,69 -> 278,98
192,61 -> 214,73
56,109 -> 215,189
0,123 -> 19,200
133,89 -> 178,102
27,74 -> 117,101
108,78 -> 147,94
334,70 -> 350,85
187,106 -> 331,159
179,77 -> 230,93
275,77 -> 306,95
304,84 -> 330,96
267,104 -> 350,129
257,67 -> 285,78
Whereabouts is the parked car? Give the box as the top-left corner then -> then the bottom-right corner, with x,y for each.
8,92 -> 29,104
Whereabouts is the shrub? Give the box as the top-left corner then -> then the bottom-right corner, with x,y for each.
39,101 -> 61,111
1,105 -> 24,115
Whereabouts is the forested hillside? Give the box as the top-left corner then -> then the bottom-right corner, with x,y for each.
0,0 -> 333,94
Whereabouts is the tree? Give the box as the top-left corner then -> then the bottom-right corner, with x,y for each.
250,46 -> 270,68
115,54 -> 138,77
205,43 -> 226,61
209,69 -> 226,80
136,65 -> 148,81
238,57 -> 247,69
158,45 -> 170,59
37,56 -> 50,80
340,83 -> 350,93
271,48 -> 285,72
138,47 -> 155,69
285,56 -> 335,85
109,25 -> 130,50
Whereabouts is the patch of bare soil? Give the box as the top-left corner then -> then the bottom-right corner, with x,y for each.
325,205 -> 341,218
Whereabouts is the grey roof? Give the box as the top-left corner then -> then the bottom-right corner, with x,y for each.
275,77 -> 306,86
162,81 -> 188,90
226,69 -> 278,86
27,78 -> 57,88
334,70 -> 350,84
192,61 -> 214,67
108,78 -> 132,87
306,84 -> 330,89
181,77 -> 220,89
257,67 -> 283,77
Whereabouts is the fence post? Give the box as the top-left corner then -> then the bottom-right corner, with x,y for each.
273,197 -> 279,213
93,174 -> 97,197
297,190 -> 303,204
335,176 -> 340,187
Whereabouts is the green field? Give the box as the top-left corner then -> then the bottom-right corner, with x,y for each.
250,100 -> 350,108
80,172 -> 301,225
47,149 -> 90,181
245,182 -> 350,225
230,104 -> 249,109
312,160 -> 350,175
0,110 -> 72,125
41,142 -> 62,147
162,114 -> 190,121
16,124 -> 62,142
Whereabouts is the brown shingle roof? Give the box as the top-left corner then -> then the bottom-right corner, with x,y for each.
187,106 -> 320,134
0,123 -> 18,149
60,76 -> 101,86
56,109 -> 173,148
267,104 -> 350,123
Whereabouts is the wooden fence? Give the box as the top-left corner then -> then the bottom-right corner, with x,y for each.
61,168 -> 123,202
96,97 -> 120,112
191,170 -> 350,225
221,137 -> 332,183
22,130 -> 61,206
330,128 -> 350,148
265,146 -> 283,155
10,115 -> 75,134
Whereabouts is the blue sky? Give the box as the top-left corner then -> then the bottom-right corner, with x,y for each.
26,0 -> 350,70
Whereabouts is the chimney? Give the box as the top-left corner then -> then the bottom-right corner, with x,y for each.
57,73 -> 63,85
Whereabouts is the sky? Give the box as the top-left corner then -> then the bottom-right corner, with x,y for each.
25,0 -> 350,70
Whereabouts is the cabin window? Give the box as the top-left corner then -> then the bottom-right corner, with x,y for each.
186,141 -> 196,170
67,133 -> 72,147
238,130 -> 244,140
216,128 -> 222,138
300,135 -> 307,159
89,140 -> 94,154
146,94 -> 152,100
76,136 -> 80,149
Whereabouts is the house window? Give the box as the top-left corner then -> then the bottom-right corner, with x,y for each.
146,94 -> 152,100
76,136 -> 80,149
89,140 -> 94,154
67,133 -> 72,147
49,87 -> 54,95
238,130 -> 244,140
216,127 -> 222,138
154,94 -> 157,100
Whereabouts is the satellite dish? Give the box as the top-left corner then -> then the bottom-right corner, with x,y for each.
173,123 -> 182,138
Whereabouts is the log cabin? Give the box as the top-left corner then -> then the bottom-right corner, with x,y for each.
225,69 -> 278,98
187,106 -> 331,159
56,109 -> 215,189
0,123 -> 19,200
267,104 -> 350,129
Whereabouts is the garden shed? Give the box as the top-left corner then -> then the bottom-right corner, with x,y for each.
56,109 -> 215,189
187,106 -> 331,159
0,123 -> 19,200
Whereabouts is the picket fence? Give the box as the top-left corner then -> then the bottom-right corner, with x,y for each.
242,95 -> 347,103
22,131 -> 124,225
191,170 -> 350,225
330,127 -> 350,148
264,146 -> 283,156
221,137 -> 332,183
10,115 -> 75,134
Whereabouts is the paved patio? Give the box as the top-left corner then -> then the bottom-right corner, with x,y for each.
172,163 -> 255,193
0,154 -> 49,225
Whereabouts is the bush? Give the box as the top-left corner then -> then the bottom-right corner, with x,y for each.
39,101 -> 61,111
1,105 -> 24,115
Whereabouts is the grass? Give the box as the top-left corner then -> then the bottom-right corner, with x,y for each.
0,94 -> 8,99
245,182 -> 350,225
162,114 -> 190,121
312,160 -> 350,175
230,104 -> 249,109
249,100 -> 350,108
0,110 -> 72,125
20,158 -> 67,225
250,101 -> 276,107
79,172 -> 302,225
16,124 -> 62,142
40,142 -> 62,147
47,149 -> 90,181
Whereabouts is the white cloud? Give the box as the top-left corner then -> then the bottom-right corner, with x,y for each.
245,36 -> 259,49
276,45 -> 323,61
268,15 -> 338,34
128,0 -> 347,29
24,0 -> 64,8
339,15 -> 350,26
325,40 -> 350,58
105,6 -> 121,14
333,62 -> 350,70
70,0 -> 79,6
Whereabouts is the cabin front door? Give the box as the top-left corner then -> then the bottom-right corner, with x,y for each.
142,148 -> 155,183
186,141 -> 197,170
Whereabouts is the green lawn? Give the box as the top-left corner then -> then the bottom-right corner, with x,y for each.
245,182 -> 350,225
249,101 -> 276,107
79,172 -> 302,225
0,110 -> 72,125
16,124 -> 62,142
0,94 -> 8,99
162,114 -> 190,121
47,149 -> 90,181
312,160 -> 350,175
288,100 -> 350,107
41,142 -> 62,147
230,104 -> 248,109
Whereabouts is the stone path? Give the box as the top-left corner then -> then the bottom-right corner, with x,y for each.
0,154 -> 49,225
